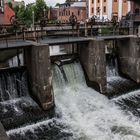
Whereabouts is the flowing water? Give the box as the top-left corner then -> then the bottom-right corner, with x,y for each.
1,63 -> 140,140
106,58 -> 140,98
52,62 -> 140,140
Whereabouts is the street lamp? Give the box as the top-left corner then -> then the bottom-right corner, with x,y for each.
32,10 -> 35,31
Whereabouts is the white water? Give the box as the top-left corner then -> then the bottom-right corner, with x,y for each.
50,46 -> 66,56
7,62 -> 140,140
8,54 -> 23,67
106,59 -> 119,78
53,63 -> 140,140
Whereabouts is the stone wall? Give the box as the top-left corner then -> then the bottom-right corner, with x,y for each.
79,39 -> 106,94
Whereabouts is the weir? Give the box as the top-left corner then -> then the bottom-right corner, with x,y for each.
0,33 -> 140,139
0,60 -> 139,139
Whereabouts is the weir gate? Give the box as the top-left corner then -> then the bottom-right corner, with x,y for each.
0,25 -> 140,139
0,34 -> 139,108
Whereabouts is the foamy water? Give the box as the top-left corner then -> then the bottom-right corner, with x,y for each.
53,63 -> 140,140
6,63 -> 140,140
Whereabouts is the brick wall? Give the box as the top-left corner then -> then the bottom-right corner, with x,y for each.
0,4 -> 15,24
57,7 -> 86,23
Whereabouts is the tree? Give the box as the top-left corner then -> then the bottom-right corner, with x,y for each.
13,0 -> 49,26
55,3 -> 60,7
7,2 -> 13,9
34,0 -> 48,21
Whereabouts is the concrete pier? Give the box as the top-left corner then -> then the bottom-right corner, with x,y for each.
118,37 -> 140,83
79,39 -> 106,94
24,44 -> 54,110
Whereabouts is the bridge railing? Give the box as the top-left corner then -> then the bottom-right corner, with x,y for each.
0,23 -> 138,46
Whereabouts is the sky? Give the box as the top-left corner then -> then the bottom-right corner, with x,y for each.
24,0 -> 65,6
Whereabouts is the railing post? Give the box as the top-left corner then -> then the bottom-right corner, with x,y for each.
84,21 -> 87,37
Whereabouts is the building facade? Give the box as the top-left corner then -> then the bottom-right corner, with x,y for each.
57,0 -> 86,23
130,0 -> 140,15
0,0 -> 4,13
87,0 -> 131,21
0,0 -> 15,24
50,7 -> 58,21
129,0 -> 140,33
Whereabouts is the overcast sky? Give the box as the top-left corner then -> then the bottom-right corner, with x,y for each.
24,0 -> 65,6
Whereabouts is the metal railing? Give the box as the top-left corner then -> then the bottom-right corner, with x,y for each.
0,22 -> 138,48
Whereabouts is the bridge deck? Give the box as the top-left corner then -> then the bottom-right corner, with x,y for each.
95,35 -> 136,40
0,35 -> 137,49
39,37 -> 91,45
0,40 -> 32,50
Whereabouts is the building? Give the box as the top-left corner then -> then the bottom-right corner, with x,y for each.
57,0 -> 86,23
0,0 -> 15,24
130,0 -> 140,14
0,0 -> 4,13
87,0 -> 131,21
128,0 -> 140,34
49,7 -> 58,21
0,0 -> 4,24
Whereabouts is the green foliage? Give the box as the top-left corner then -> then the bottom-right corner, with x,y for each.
101,28 -> 112,35
55,3 -> 60,7
35,0 -> 48,21
13,0 -> 48,26
7,2 -> 13,9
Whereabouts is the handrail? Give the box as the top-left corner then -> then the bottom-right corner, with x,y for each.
0,24 -> 138,46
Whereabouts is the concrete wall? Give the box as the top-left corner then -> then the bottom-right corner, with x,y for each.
118,37 -> 140,83
24,44 -> 54,110
79,39 -> 106,94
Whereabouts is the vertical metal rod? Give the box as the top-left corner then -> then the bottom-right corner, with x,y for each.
17,49 -> 20,67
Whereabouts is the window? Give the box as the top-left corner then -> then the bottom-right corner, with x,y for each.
78,10 -> 80,16
104,6 -> 106,13
135,8 -> 139,15
0,0 -> 4,13
92,7 -> 94,13
97,7 -> 100,13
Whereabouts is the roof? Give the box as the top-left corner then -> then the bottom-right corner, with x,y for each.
59,1 -> 86,8
71,2 -> 86,7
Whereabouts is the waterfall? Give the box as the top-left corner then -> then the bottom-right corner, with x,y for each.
106,58 -> 119,78
52,62 -> 140,140
4,63 -> 140,140
0,68 -> 29,102
106,57 -> 139,98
